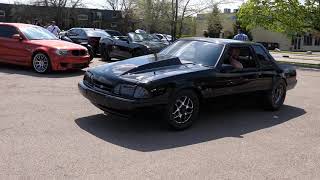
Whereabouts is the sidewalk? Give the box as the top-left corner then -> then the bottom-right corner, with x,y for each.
270,52 -> 320,65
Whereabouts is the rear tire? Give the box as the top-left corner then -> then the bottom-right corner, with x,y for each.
264,79 -> 287,110
32,53 -> 51,73
164,90 -> 200,130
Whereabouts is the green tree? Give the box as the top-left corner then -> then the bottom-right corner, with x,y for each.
207,4 -> 222,38
237,0 -> 309,35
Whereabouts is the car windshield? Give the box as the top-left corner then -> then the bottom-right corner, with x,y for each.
20,26 -> 58,40
159,40 -> 224,66
131,33 -> 161,42
85,29 -> 110,37
106,30 -> 122,37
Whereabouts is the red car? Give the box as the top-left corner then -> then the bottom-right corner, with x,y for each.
0,23 -> 90,73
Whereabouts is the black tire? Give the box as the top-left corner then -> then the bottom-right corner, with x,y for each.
165,90 -> 200,130
101,46 -> 111,61
132,49 -> 144,57
32,53 -> 51,73
264,79 -> 287,110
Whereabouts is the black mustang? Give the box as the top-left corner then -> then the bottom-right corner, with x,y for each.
79,38 -> 297,130
99,32 -> 167,61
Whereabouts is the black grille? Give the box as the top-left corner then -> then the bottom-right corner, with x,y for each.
72,50 -> 87,56
83,73 -> 113,92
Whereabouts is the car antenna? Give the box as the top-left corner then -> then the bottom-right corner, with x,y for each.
154,53 -> 158,61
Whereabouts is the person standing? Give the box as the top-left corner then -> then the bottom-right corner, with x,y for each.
47,21 -> 60,37
233,29 -> 249,41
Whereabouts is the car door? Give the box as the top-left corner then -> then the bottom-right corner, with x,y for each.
0,25 -> 30,65
252,44 -> 278,91
213,45 -> 261,96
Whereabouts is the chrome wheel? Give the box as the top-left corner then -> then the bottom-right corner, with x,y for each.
172,96 -> 194,124
272,83 -> 284,104
33,53 -> 49,73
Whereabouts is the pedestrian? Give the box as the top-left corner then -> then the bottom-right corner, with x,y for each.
47,21 -> 61,37
233,29 -> 249,41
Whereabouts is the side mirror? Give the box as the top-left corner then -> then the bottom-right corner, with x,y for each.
12,34 -> 23,41
220,64 -> 234,73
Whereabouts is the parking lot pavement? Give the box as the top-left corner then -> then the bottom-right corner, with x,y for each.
0,59 -> 320,179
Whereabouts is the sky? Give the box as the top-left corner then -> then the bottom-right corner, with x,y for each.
0,0 -> 243,12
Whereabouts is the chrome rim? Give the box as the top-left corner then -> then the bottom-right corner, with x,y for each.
273,84 -> 284,104
33,54 -> 49,73
172,96 -> 194,124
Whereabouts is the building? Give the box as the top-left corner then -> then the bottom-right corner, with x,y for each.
0,3 -> 126,32
195,11 -> 237,38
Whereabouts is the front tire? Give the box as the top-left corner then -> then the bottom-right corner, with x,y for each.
265,79 -> 287,110
165,90 -> 200,130
32,53 -> 51,73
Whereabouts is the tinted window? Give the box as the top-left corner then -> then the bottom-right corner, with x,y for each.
0,25 -> 18,38
106,30 -> 122,36
252,45 -> 274,69
159,40 -> 223,66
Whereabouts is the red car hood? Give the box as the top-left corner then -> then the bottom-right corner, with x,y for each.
30,40 -> 85,50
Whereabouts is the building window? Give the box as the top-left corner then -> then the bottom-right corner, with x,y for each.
111,23 -> 117,28
0,10 -> 5,17
78,14 -> 88,21
304,34 -> 312,46
315,37 -> 320,46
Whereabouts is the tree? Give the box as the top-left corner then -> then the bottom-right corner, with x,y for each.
207,4 -> 222,38
237,0 -> 309,35
105,0 -> 137,32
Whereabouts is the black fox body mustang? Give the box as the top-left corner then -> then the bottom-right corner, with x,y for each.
79,38 -> 297,130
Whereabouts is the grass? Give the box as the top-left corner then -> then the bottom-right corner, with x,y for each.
278,61 -> 320,69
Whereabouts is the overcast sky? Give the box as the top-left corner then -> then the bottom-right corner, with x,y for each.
0,0 -> 243,12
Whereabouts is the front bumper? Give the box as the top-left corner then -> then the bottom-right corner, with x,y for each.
51,55 -> 90,71
78,81 -> 167,115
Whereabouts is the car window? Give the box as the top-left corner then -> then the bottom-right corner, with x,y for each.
20,26 -> 58,40
252,45 -> 274,69
77,29 -> 86,37
0,25 -> 19,39
222,46 -> 257,69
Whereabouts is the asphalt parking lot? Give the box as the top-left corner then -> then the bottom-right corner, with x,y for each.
1,58 -> 320,179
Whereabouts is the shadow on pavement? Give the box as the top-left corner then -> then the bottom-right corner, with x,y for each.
75,95 -> 306,152
0,62 -> 85,78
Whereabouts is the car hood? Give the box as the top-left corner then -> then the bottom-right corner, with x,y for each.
30,40 -> 85,49
89,54 -> 208,85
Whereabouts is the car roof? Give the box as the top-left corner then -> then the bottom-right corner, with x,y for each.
0,23 -> 36,28
181,37 -> 257,45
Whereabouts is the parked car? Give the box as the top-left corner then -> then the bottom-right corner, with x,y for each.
99,32 -> 168,61
65,28 -> 111,56
78,38 -> 297,130
0,23 -> 90,73
59,33 -> 94,60
154,33 -> 172,45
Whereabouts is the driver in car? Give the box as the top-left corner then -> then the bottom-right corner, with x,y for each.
229,48 -> 243,69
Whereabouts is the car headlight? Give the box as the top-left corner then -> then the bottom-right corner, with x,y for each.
113,84 -> 150,99
55,49 -> 69,56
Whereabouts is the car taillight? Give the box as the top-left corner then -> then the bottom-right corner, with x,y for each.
89,37 -> 99,46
